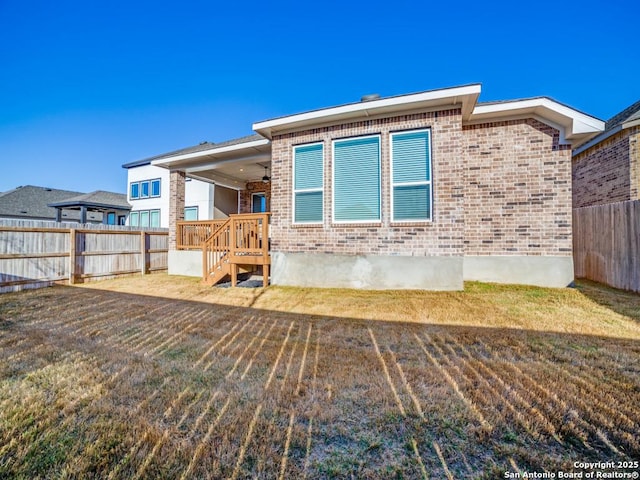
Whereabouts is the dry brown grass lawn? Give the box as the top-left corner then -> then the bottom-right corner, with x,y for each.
0,274 -> 639,479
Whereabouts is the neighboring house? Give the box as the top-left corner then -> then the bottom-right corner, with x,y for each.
0,185 -> 130,224
572,100 -> 640,207
122,143 -> 244,228
137,84 -> 605,290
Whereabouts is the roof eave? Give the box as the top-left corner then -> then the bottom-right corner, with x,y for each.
151,138 -> 271,169
252,84 -> 482,139
469,98 -> 605,146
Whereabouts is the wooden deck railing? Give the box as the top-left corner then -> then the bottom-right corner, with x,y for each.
177,220 -> 227,250
202,213 -> 270,287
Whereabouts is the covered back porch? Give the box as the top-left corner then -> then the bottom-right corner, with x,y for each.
153,134 -> 272,286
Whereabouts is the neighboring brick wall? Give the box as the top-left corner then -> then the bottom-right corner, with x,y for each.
270,109 -> 465,257
168,170 -> 185,250
239,181 -> 271,214
631,129 -> 640,201
463,119 -> 573,256
572,127 -> 639,207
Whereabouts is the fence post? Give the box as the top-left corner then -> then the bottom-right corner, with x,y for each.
69,228 -> 76,285
141,231 -> 148,275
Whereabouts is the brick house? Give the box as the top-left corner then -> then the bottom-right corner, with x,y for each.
145,84 -> 604,289
572,100 -> 640,207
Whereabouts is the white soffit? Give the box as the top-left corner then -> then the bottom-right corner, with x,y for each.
253,84 -> 482,139
470,98 -> 605,144
151,138 -> 271,169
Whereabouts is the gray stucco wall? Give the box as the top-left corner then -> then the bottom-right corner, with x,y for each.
168,250 -> 202,277
271,252 -> 464,290
463,256 -> 574,288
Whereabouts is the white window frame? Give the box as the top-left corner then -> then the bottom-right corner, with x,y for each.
331,134 -> 382,224
292,142 -> 324,225
129,178 -> 161,201
184,206 -> 198,220
390,129 -> 433,223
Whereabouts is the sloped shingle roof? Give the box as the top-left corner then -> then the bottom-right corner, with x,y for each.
48,190 -> 130,210
0,185 -> 84,219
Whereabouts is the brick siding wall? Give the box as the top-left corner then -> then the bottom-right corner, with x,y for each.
239,181 -> 271,214
572,127 -> 640,207
168,170 -> 186,250
463,119 -> 573,256
270,109 -> 465,257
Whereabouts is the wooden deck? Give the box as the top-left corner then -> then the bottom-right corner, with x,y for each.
177,213 -> 270,287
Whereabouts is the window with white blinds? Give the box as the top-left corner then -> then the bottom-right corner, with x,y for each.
293,143 -> 324,223
332,135 -> 381,222
390,130 -> 432,221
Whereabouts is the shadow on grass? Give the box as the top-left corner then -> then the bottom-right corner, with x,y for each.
0,283 -> 639,478
574,279 -> 640,324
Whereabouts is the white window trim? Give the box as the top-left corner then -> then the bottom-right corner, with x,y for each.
130,208 -> 161,227
390,129 -> 433,223
129,178 -> 162,200
331,134 -> 382,224
184,206 -> 199,220
292,142 -> 324,225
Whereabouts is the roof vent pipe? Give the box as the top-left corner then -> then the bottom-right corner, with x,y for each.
360,93 -> 381,102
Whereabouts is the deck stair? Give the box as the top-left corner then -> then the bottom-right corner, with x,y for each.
202,213 -> 270,287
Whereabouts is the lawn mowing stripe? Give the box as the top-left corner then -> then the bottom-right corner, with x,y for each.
58,299 -> 126,335
203,317 -> 258,372
477,338 -> 638,452
120,389 -> 208,477
278,411 -> 296,480
302,332 -> 321,480
226,318 -> 268,378
127,303 -> 195,352
432,440 -> 454,480
413,333 -> 490,429
264,322 -> 295,390
369,328 -> 437,478
426,332 -> 541,439
280,326 -> 300,392
106,430 -> 152,480
134,378 -> 170,413
386,346 -> 425,420
443,335 -> 564,445
179,396 -> 231,480
410,438 -> 430,480
229,402 -> 263,480
520,360 -> 634,455
240,317 -> 279,380
152,306 -> 214,356
434,334 -> 560,444
218,318 -> 254,355
1,353 -> 128,472
368,328 -> 406,416
194,321 -> 241,367
296,324 -> 313,395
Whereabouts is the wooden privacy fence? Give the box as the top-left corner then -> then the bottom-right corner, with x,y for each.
573,200 -> 640,293
0,220 -> 168,293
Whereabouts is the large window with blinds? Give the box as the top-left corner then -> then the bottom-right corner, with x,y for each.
332,135 -> 381,223
390,129 -> 432,221
293,143 -> 324,224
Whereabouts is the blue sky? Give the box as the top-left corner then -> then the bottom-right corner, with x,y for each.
0,0 -> 638,194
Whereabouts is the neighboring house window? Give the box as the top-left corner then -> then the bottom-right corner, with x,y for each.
150,210 -> 160,228
151,179 -> 161,197
129,209 -> 160,227
106,212 -> 116,225
293,142 -> 323,223
184,206 -> 198,221
252,193 -> 266,213
118,215 -> 126,225
333,136 -> 380,222
129,179 -> 161,200
390,129 -> 432,221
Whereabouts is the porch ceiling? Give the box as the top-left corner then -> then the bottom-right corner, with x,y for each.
151,137 -> 272,189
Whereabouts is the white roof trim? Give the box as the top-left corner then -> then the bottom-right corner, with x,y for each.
470,98 -> 604,145
151,138 -> 270,168
253,84 -> 481,139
